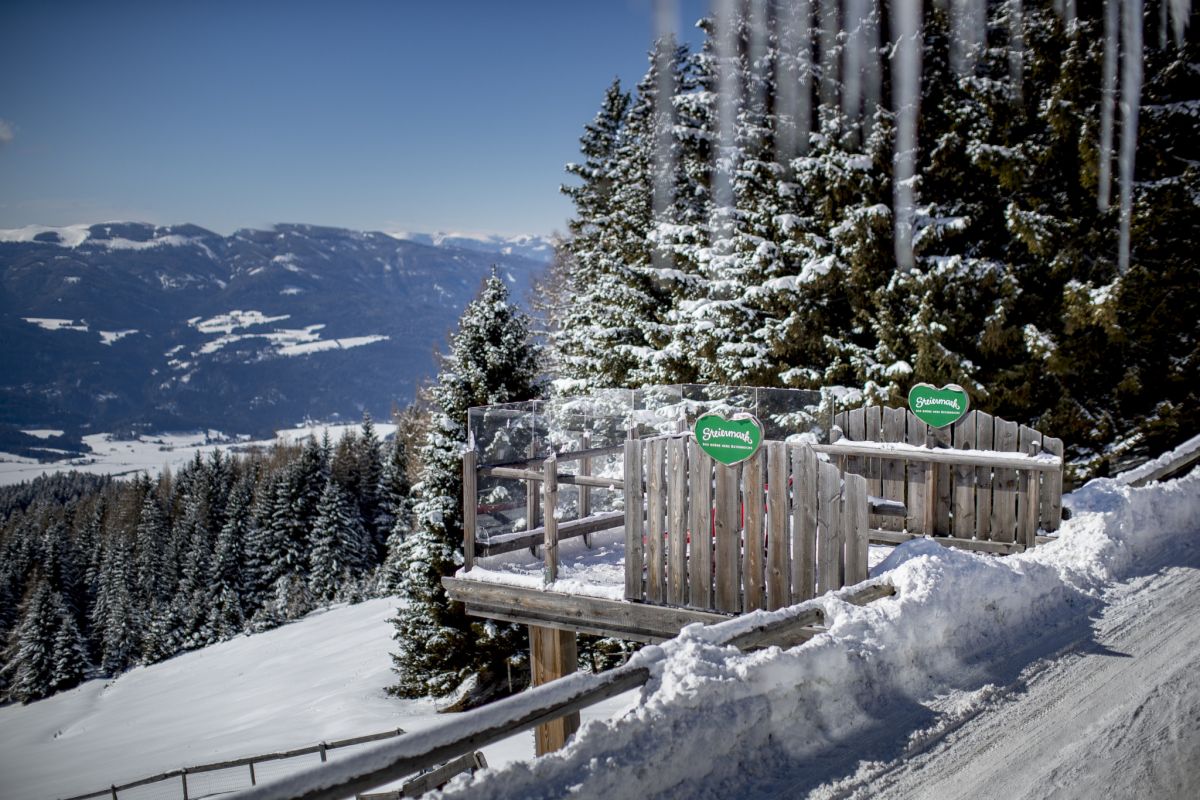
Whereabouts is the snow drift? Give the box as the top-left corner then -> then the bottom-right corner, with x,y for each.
439,471 -> 1200,799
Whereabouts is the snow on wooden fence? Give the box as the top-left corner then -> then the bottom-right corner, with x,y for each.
814,406 -> 1064,553
623,435 -> 870,613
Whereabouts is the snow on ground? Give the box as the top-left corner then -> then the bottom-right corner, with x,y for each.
0,597 -> 637,800
434,471 -> 1200,800
0,423 -> 398,486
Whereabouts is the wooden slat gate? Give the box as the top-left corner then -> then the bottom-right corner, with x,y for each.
831,406 -> 1064,547
624,435 -> 870,613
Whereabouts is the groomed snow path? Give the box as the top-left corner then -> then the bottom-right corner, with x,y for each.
833,538 -> 1200,800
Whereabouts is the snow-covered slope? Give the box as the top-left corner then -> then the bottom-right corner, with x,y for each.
0,596 -> 634,800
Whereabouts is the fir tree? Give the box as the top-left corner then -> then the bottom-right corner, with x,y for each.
308,478 -> 370,603
390,271 -> 540,700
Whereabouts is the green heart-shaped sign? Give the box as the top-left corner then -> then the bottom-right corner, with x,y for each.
908,383 -> 970,428
694,413 -> 764,465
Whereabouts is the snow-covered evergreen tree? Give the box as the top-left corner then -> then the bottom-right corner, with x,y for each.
308,478 -> 370,604
390,271 -> 540,700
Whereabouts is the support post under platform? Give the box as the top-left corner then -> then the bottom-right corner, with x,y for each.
529,625 -> 579,755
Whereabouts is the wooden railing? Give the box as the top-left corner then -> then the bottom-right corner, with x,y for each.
823,406 -> 1064,552
60,727 -> 408,800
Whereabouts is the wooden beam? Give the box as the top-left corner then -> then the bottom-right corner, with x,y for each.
480,443 -> 626,471
479,466 -> 622,490
867,529 -> 1026,555
444,577 -> 731,642
543,455 -> 559,583
462,450 -> 477,572
474,512 -> 624,558
811,441 -> 1062,471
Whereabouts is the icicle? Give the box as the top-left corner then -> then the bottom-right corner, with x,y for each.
1098,0 -> 1119,212
712,0 -> 740,228
950,0 -> 986,76
1009,0 -> 1025,101
862,1 -> 882,140
1118,0 -> 1144,274
777,0 -> 813,162
652,0 -> 678,224
890,0 -> 922,272
1170,0 -> 1192,46
843,0 -> 868,129
819,0 -> 840,118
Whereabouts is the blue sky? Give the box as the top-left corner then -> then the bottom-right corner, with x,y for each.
0,1 -> 707,237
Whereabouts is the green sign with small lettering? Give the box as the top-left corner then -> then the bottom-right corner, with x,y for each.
908,383 -> 970,428
694,412 -> 764,465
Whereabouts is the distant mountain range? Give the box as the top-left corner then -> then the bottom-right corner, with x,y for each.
0,222 -> 551,457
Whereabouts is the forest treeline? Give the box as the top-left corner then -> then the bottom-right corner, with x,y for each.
0,416 -> 418,703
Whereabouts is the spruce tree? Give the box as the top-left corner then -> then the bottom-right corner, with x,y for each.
308,478 -> 369,603
390,271 -> 540,700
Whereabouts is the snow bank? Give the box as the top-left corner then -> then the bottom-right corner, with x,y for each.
442,472 -> 1200,799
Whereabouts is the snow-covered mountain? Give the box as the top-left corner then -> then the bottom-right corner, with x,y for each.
0,222 -> 546,448
388,231 -> 556,264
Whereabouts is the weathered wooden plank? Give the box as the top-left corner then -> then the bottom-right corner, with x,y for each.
952,412 -> 977,539
724,608 -> 824,651
846,407 -> 867,478
623,439 -> 643,601
396,751 -> 486,799
687,438 -> 714,610
931,422 -> 952,535
645,439 -> 665,604
991,418 -> 1019,543
864,404 -> 883,495
765,442 -> 789,610
866,530 -> 1026,555
529,625 -> 579,755
742,449 -> 766,612
667,437 -> 688,606
578,432 -> 592,547
1018,425 -> 1041,547
974,411 -> 994,541
526,441 -> 540,533
1042,436 -> 1065,532
880,407 -> 906,532
478,512 -> 625,557
446,578 -> 732,642
810,441 -> 1063,471
791,444 -> 817,603
462,450 -> 477,571
714,462 -> 741,613
906,410 -> 928,534
543,455 -> 559,584
843,473 -> 869,585
817,461 -> 841,594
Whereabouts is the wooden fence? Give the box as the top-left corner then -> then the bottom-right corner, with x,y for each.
60,728 -> 408,800
819,406 -> 1064,551
623,435 -> 870,613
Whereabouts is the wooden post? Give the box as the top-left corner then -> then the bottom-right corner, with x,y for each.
742,449 -> 765,611
765,442 -> 789,610
791,444 -> 817,603
110,786 -> 118,800
714,462 -> 741,613
624,437 -> 644,601
319,742 -> 327,762
667,437 -> 688,605
249,762 -> 256,786
526,440 -> 539,556
543,454 -> 559,584
579,431 -> 592,548
462,449 -> 477,571
181,771 -> 189,800
529,625 -> 580,755
688,437 -> 714,610
646,438 -> 665,604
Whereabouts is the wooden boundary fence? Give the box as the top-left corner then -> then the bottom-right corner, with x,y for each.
60,728 -> 407,800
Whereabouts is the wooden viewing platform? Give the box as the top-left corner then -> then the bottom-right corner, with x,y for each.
447,401 -> 1064,753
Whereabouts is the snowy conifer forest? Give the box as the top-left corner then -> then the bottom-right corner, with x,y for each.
2,0 -> 1198,761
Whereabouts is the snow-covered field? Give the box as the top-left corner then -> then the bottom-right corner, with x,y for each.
0,423 -> 398,487
2,469 -> 1197,800
0,597 -> 637,800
